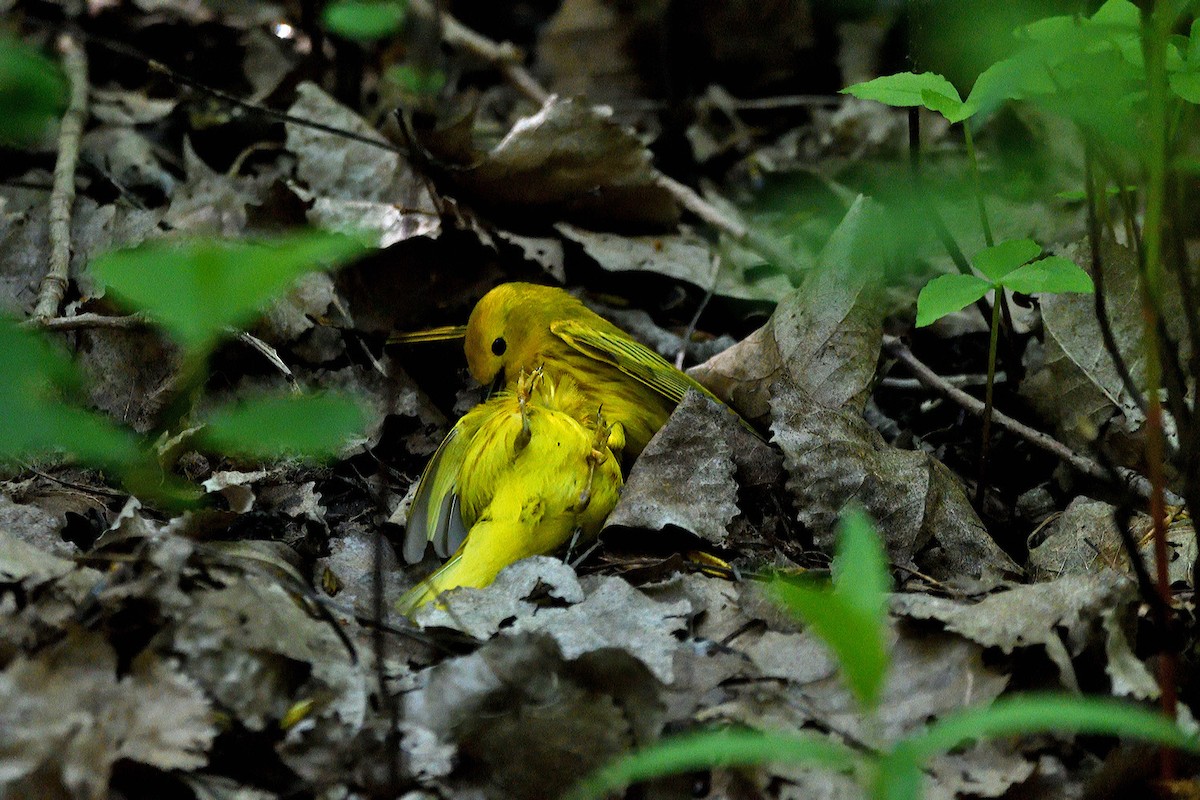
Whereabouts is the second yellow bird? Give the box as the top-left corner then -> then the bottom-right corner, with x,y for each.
399,369 -> 623,612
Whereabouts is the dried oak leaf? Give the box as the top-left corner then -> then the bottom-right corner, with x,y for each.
771,381 -> 1017,582
285,83 -> 440,245
0,632 -> 214,800
419,96 -> 678,228
404,632 -> 662,800
891,571 -> 1135,691
605,391 -> 742,546
1021,237 -> 1190,462
689,196 -> 884,422
412,556 -> 585,640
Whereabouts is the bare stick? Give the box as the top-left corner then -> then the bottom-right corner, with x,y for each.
34,34 -> 88,320
237,332 -> 299,391
24,312 -> 148,331
882,335 -> 1177,505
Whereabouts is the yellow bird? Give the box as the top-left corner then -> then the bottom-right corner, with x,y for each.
461,282 -> 731,457
399,369 -> 623,612
397,282 -> 749,563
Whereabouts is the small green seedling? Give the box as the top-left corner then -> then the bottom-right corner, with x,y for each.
0,230 -> 371,505
917,239 -> 1092,500
571,510 -> 1199,800
916,238 -> 1093,328
0,37 -> 68,145
322,0 -> 408,40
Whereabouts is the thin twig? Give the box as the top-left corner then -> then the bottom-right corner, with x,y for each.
87,33 -> 404,155
882,335 -> 1177,505
880,372 -> 1004,390
675,254 -> 721,370
656,176 -> 802,273
23,312 -> 149,331
236,332 -> 299,391
34,34 -> 88,320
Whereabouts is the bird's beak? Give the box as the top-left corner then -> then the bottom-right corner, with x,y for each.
488,368 -> 505,398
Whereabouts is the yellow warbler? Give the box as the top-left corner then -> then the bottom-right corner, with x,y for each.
399,369 -> 623,612
461,282 -> 732,456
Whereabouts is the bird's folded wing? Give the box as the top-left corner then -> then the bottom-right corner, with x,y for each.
403,425 -> 472,562
550,319 -> 715,405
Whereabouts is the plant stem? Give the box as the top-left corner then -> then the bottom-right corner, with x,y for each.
963,119 -> 1018,372
1141,0 -> 1177,779
975,288 -> 1002,507
962,121 -> 994,248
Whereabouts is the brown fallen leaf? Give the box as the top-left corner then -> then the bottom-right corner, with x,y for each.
689,196 -> 884,422
770,379 -> 1018,583
418,96 -> 679,228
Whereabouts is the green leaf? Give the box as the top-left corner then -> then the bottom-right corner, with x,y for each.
199,392 -> 367,460
1089,0 -> 1141,30
972,238 -> 1041,281
567,729 -> 860,800
905,695 -> 1200,762
830,507 -> 891,620
1169,70 -> 1200,102
0,321 -> 140,469
915,274 -> 992,327
871,747 -> 924,800
1000,256 -> 1094,295
385,63 -> 447,97
772,511 -> 891,709
323,0 -> 408,40
919,89 -> 965,120
92,230 -> 366,354
841,72 -> 962,115
0,38 -> 69,145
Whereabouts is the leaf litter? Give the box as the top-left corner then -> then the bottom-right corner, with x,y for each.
0,3 -> 1195,799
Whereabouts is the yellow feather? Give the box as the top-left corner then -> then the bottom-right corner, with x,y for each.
463,282 -> 741,456
399,371 -> 623,613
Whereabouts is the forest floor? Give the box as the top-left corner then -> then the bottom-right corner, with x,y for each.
1,1 -> 1196,799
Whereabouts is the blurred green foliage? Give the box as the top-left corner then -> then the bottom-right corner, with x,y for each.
322,0 -> 408,40
0,230 -> 371,506
0,37 -> 68,145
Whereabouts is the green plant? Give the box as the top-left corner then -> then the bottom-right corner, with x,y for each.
844,0 -> 1200,751
0,230 -> 370,504
917,239 -> 1093,496
322,0 -> 408,41
570,511 -> 1200,800
0,36 -> 68,145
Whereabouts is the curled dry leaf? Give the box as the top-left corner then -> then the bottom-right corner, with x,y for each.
557,223 -> 792,302
285,83 -> 441,245
404,632 -> 663,800
605,391 -> 741,546
412,556 -> 585,640
419,96 -> 679,228
0,631 -> 215,800
771,380 -> 1017,582
689,196 -> 884,421
891,571 -> 1135,691
1021,237 -> 1190,461
1027,497 -> 1196,589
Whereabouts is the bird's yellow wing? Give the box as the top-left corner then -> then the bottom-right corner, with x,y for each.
550,319 -> 722,405
403,423 -> 472,563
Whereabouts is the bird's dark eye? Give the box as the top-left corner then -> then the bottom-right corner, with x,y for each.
491,337 -> 507,356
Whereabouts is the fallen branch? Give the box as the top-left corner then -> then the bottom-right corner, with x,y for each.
34,34 -> 88,320
882,335 -> 1178,506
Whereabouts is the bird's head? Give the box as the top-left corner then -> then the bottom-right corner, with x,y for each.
464,283 -> 525,386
